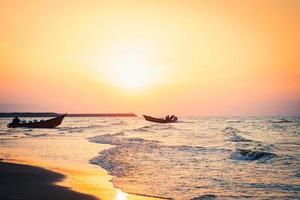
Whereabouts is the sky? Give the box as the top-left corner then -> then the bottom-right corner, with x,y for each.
0,0 -> 299,116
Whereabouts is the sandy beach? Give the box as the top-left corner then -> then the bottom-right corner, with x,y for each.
0,159 -> 163,200
0,161 -> 97,200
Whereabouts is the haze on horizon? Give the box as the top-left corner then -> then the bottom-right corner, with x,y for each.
1,0 -> 300,116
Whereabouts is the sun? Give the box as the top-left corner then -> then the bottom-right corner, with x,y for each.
109,60 -> 157,90
102,44 -> 161,91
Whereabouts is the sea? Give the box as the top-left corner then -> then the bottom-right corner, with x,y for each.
0,116 -> 299,199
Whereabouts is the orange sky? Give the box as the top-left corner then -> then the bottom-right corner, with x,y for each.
0,0 -> 299,115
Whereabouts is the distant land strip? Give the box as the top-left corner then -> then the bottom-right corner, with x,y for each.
0,112 -> 137,117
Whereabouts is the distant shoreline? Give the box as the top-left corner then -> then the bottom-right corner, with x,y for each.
0,112 -> 137,117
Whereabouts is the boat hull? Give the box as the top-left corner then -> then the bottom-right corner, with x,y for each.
7,114 -> 66,128
143,115 -> 177,123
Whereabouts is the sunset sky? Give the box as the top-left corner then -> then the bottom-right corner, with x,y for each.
0,0 -> 299,115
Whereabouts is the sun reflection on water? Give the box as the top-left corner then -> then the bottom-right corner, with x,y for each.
116,189 -> 127,200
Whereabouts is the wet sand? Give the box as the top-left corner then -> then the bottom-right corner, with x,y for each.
0,161 -> 97,200
0,158 -> 163,200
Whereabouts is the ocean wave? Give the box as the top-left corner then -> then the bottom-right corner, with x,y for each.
190,194 -> 217,200
176,145 -> 229,154
270,119 -> 293,123
89,133 -> 231,197
24,132 -> 48,137
231,149 -> 277,161
112,131 -> 125,136
58,124 -> 104,133
130,124 -> 156,132
226,120 -> 243,123
90,148 -> 130,177
90,135 -> 161,177
89,134 -> 124,145
89,134 -> 159,146
228,133 -> 251,142
90,133 -> 226,156
222,127 -> 251,142
110,121 -> 128,126
90,135 -> 223,199
131,124 -> 174,132
248,182 -> 300,192
178,121 -> 196,123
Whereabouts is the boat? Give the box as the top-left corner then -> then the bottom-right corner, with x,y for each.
7,114 -> 66,128
143,115 -> 178,123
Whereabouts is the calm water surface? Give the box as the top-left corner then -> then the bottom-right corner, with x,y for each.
0,117 -> 299,199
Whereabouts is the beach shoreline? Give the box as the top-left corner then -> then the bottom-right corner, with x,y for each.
0,160 -> 97,200
0,156 -> 163,200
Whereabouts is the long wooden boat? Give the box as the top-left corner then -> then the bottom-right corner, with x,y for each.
143,115 -> 177,123
7,114 -> 66,128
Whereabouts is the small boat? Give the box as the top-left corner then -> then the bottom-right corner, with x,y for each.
143,115 -> 178,123
7,114 -> 66,128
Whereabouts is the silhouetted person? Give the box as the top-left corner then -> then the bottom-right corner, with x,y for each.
12,117 -> 20,125
165,115 -> 170,121
170,115 -> 174,120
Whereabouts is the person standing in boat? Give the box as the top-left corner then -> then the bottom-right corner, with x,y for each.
12,117 -> 20,125
173,116 -> 178,122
